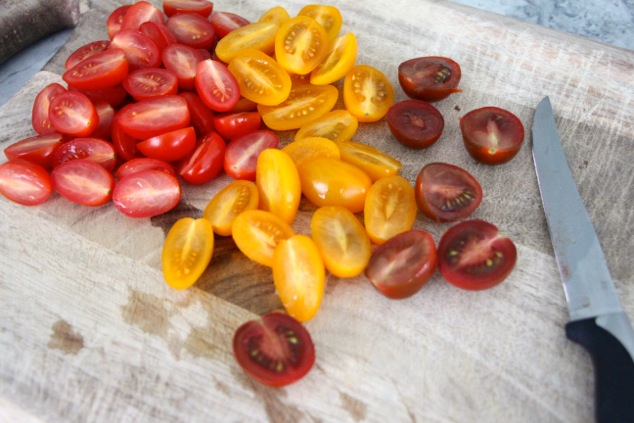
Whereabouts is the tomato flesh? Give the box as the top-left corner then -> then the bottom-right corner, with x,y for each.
177,131 -> 226,185
110,29 -> 162,70
215,21 -> 278,63
294,109 -> 358,143
343,64 -> 394,123
65,40 -> 111,70
63,48 -> 129,91
398,56 -> 462,102
163,0 -> 213,17
112,169 -> 182,217
0,159 -> 52,206
203,180 -> 259,236
166,12 -> 216,50
335,140 -> 402,182
224,130 -> 279,181
4,133 -> 63,169
162,43 -> 205,90
51,159 -> 114,207
117,95 -> 190,140
387,99 -> 444,149
115,157 -> 175,180
282,136 -> 340,168
123,67 -> 178,101
48,91 -> 98,137
195,59 -> 240,112
210,12 -> 250,38
310,32 -> 357,85
31,83 -> 67,135
51,137 -> 117,172
275,16 -> 329,75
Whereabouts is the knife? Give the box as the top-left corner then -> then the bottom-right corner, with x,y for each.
532,96 -> 634,423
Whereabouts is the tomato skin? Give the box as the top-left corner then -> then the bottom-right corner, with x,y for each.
70,84 -> 129,109
398,56 -> 462,102
195,59 -> 240,112
113,169 -> 181,218
343,64 -> 394,123
275,16 -> 329,75
123,67 -> 178,101
310,32 -> 357,85
210,12 -> 250,38
298,4 -> 342,43
415,162 -> 483,223
203,180 -> 259,236
166,12 -> 216,50
224,130 -> 279,181
232,209 -> 295,267
4,133 -> 63,169
139,21 -> 177,51
137,126 -> 197,162
112,116 -> 141,162
335,140 -> 402,182
387,99 -> 445,149
162,217 -> 214,290
51,137 -> 117,172
120,1 -> 165,32
91,100 -> 116,141
0,159 -> 52,206
282,136 -> 340,168
233,311 -> 315,387
107,5 -> 132,40
180,92 -> 216,137
63,48 -> 129,91
162,43 -> 205,91
365,230 -> 437,299
32,83 -> 67,135
163,0 -> 214,17
115,157 -> 175,180
48,90 -> 99,138
294,109 -> 358,143
117,95 -> 190,140
51,159 -> 114,207
258,6 -> 291,27
177,131 -> 225,184
437,220 -> 517,290
212,111 -> 261,141
215,21 -> 278,63
460,107 -> 525,165
256,149 -> 301,224
64,40 -> 111,70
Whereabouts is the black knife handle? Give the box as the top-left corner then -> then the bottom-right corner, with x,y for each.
566,317 -> 634,423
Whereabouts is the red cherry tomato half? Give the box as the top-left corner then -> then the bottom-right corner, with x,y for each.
162,43 -> 205,90
91,100 -> 116,141
48,90 -> 98,138
460,106 -> 525,165
224,129 -> 279,180
0,159 -> 52,206
415,162 -> 482,222
210,12 -> 250,38
180,92 -> 216,137
63,48 -> 129,91
387,99 -> 444,149
365,230 -> 438,299
123,67 -> 178,101
398,56 -> 462,102
4,133 -> 63,169
117,95 -> 190,140
31,83 -> 67,135
177,131 -> 226,184
51,159 -> 114,206
139,21 -> 176,51
112,116 -> 141,162
437,220 -> 517,290
163,0 -> 214,18
115,157 -> 175,180
64,40 -> 111,70
137,126 -> 197,162
110,29 -> 162,70
51,137 -> 117,171
106,5 -> 132,40
195,59 -> 240,112
113,169 -> 181,218
212,111 -> 261,141
166,12 -> 216,50
233,311 -> 315,387
120,1 -> 165,32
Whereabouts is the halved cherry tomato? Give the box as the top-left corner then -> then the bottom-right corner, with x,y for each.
139,21 -> 177,51
48,91 -> 98,137
51,137 -> 117,171
233,311 -> 315,387
437,220 -> 517,290
162,217 -> 214,290
415,162 -> 482,222
231,209 -> 295,267
294,109 -> 358,142
64,40 -> 111,70
91,100 -> 115,140
298,157 -> 372,213
215,21 -> 278,63
335,140 -> 402,181
398,56 -> 462,102
256,149 -> 301,224
297,4 -> 342,44
273,235 -> 325,322
120,1 -> 165,32
460,106 -> 525,165
258,84 -> 338,131
32,83 -> 67,135
0,159 -> 52,206
163,0 -> 213,18
258,6 -> 290,27
210,11 -> 250,38
180,92 -> 216,137
282,136 -> 340,168
112,116 -> 141,161
51,159 -> 114,206
195,59 -> 240,112
310,205 -> 372,278
110,29 -> 162,70
227,48 -> 292,106
310,33 -> 357,85
115,157 -> 175,180
275,16 -> 328,75
177,130 -> 225,184
224,130 -> 279,180
4,133 -> 63,169
387,99 -> 444,149
123,67 -> 178,101
107,5 -> 132,40
117,95 -> 190,139
113,169 -> 181,217
70,84 -> 128,109
166,12 -> 216,50
162,43 -> 205,90
203,180 -> 259,236
365,230 -> 437,299
212,111 -> 261,140
364,175 -> 417,245
63,48 -> 129,91
343,64 -> 394,122
137,126 -> 196,162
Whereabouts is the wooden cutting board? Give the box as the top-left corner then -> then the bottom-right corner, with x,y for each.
1,1 -> 633,422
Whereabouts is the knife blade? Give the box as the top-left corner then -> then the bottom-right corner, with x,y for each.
532,96 -> 634,423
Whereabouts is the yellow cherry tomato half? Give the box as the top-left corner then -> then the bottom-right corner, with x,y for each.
203,180 -> 259,236
343,64 -> 394,122
256,149 -> 301,224
310,33 -> 357,85
310,206 -> 372,278
298,4 -> 343,44
298,157 -> 372,213
228,48 -> 292,106
275,16 -> 329,75
258,84 -> 338,131
294,109 -> 358,142
215,21 -> 278,63
258,5 -> 291,27
282,136 -> 340,168
162,217 -> 214,290
364,175 -> 417,245
232,209 -> 295,267
335,140 -> 402,181
273,234 -> 325,322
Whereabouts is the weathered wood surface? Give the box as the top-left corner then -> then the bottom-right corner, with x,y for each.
1,0 -> 633,422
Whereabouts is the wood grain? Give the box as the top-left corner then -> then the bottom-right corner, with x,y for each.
1,1 -> 633,422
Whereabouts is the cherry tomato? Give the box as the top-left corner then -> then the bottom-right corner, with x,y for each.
215,21 -> 278,63
282,136 -> 340,168
162,217 -> 214,290
232,209 -> 295,267
310,33 -> 357,85
112,116 -> 141,161
166,12 -> 216,50
258,6 -> 291,27
224,130 -> 279,180
113,169 -> 181,218
64,40 -> 111,70
137,126 -> 197,162
162,43 -> 205,90
364,175 -> 417,245
297,4 -> 342,44
273,235 -> 325,322
163,0 -> 213,18
48,90 -> 98,138
256,149 -> 301,224
70,84 -> 128,109
120,1 -> 165,32
0,159 -> 52,206
51,159 -> 114,207
275,16 -> 328,75
31,83 -> 67,135
115,157 -> 175,180
437,220 -> 517,290
294,109 -> 358,142
415,162 -> 483,223
398,56 -> 462,102
387,99 -> 444,149
117,95 -> 190,139
51,137 -> 117,172
123,67 -> 178,101
210,11 -> 250,38
460,106 -> 525,165
343,64 -> 394,122
177,131 -> 225,184
233,311 -> 315,387
203,180 -> 259,236
310,205 -> 372,278
227,48 -> 292,106
365,230 -> 437,299
110,29 -> 162,70
298,157 -> 372,213
4,133 -> 63,169
258,84 -> 338,131
212,111 -> 261,140
195,59 -> 240,112
335,140 -> 402,182
106,5 -> 131,40
139,21 -> 177,51
180,92 -> 216,137
63,48 -> 129,91
91,100 -> 115,141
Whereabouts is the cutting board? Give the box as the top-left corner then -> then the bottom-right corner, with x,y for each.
1,1 -> 633,422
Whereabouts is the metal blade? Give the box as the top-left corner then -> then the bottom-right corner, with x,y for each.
532,96 -> 623,321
